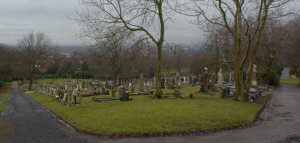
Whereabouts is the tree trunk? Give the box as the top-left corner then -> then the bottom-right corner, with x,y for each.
233,0 -> 247,101
233,61 -> 245,101
155,42 -> 163,98
246,0 -> 269,91
154,1 -> 165,99
246,63 -> 254,91
29,78 -> 33,91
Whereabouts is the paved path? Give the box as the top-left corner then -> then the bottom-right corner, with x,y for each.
1,83 -> 300,143
1,83 -> 97,143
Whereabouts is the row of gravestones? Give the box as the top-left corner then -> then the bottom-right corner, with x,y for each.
216,66 -> 274,102
31,80 -> 111,105
30,79 -> 154,105
37,77 -> 182,93
20,74 -> 197,104
35,82 -> 81,105
117,75 -> 193,95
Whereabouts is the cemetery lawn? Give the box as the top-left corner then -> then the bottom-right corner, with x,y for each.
27,90 -> 261,137
280,78 -> 300,86
0,85 -> 11,140
0,86 -> 10,113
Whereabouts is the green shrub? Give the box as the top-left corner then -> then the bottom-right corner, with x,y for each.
263,70 -> 280,86
259,65 -> 282,86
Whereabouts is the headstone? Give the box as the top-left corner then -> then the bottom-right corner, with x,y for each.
175,72 -> 181,87
251,64 -> 258,86
229,72 -> 233,82
161,78 -> 165,89
71,86 -> 79,104
129,82 -> 135,93
201,67 -> 209,92
281,67 -> 290,80
119,86 -> 130,101
138,74 -> 145,92
62,84 -> 69,104
144,81 -> 151,95
217,68 -> 224,86
173,88 -> 183,98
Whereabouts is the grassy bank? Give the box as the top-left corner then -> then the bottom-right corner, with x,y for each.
280,78 -> 300,86
28,88 -> 261,137
0,86 -> 10,113
0,85 -> 12,141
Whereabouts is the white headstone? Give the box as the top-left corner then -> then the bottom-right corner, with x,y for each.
281,67 -> 290,80
251,64 -> 258,86
217,68 -> 224,86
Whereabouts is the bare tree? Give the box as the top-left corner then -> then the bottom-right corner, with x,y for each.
0,45 -> 19,81
173,0 -> 292,101
78,0 -> 170,98
97,28 -> 131,96
280,16 -> 300,77
18,32 -> 49,90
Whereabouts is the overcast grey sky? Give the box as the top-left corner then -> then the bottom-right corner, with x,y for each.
0,0 -> 299,46
0,0 -> 202,46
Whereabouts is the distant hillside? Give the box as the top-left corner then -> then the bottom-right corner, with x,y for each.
55,45 -> 90,54
0,43 -> 16,49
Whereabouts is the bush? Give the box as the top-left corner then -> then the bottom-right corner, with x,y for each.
259,65 -> 282,86
264,71 -> 280,86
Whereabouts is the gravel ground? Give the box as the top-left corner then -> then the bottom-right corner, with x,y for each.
1,83 -> 299,143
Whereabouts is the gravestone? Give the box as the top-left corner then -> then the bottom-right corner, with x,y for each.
161,77 -> 166,89
175,72 -> 182,88
72,85 -> 79,104
217,68 -> 224,86
119,86 -> 130,101
62,84 -> 69,104
201,67 -> 209,92
281,67 -> 290,80
144,81 -> 151,95
57,86 -> 64,101
138,74 -> 145,93
251,64 -> 258,86
128,81 -> 135,93
229,72 -> 233,82
173,88 -> 183,99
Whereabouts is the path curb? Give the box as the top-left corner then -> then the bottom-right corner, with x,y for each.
254,91 -> 274,122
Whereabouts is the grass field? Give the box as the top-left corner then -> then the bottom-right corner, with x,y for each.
0,85 -> 12,141
28,86 -> 261,137
0,86 -> 10,113
280,78 -> 300,86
